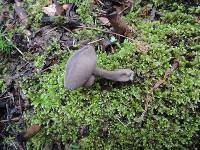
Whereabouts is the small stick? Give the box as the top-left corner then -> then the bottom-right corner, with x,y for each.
135,60 -> 180,122
6,103 -> 10,121
76,25 -> 136,42
0,90 -> 7,98
87,38 -> 104,45
11,141 -> 17,150
61,26 -> 73,34
44,27 -> 58,35
18,92 -> 22,114
4,36 -> 24,56
97,0 -> 104,6
116,117 -> 126,127
0,95 -> 11,100
33,25 -> 51,37
0,117 -> 21,123
40,66 -> 52,73
119,6 -> 130,15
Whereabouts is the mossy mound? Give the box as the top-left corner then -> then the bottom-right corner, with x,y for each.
20,1 -> 200,149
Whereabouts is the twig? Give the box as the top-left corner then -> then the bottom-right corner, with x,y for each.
97,0 -> 104,6
0,95 -> 11,100
44,27 -> 58,35
11,141 -> 17,150
0,90 -> 7,98
18,90 -> 22,114
0,117 -> 21,123
40,66 -> 52,73
61,26 -> 73,34
116,117 -> 126,127
76,25 -> 136,42
119,6 -> 130,15
33,25 -> 51,37
135,60 -> 180,122
4,36 -> 24,56
6,103 -> 10,121
87,38 -> 104,45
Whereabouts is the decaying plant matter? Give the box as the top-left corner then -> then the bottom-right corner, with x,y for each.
14,0 -> 29,27
41,3 -> 80,28
95,0 -> 135,39
22,124 -> 42,140
106,8 -> 134,37
99,38 -> 117,52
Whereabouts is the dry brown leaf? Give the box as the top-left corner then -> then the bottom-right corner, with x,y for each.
43,4 -> 58,16
43,3 -> 69,16
63,4 -> 70,10
98,17 -> 111,26
23,124 -> 42,140
106,11 -> 133,37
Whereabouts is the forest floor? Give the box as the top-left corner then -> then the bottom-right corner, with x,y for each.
0,0 -> 200,149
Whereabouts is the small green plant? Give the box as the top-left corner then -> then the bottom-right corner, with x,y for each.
34,55 -> 46,69
0,80 -> 6,93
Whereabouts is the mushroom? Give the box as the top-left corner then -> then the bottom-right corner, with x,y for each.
64,45 -> 134,90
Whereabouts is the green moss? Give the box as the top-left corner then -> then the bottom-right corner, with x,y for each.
19,1 -> 200,149
0,33 -> 13,56
0,80 -> 6,93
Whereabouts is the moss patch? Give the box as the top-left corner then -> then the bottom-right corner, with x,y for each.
18,0 -> 200,149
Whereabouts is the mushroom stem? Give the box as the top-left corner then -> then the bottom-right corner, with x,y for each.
93,68 -> 134,82
93,68 -> 118,81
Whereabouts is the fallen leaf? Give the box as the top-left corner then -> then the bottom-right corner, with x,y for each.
62,4 -> 70,10
98,17 -> 111,26
43,3 -> 70,17
43,4 -> 58,16
106,10 -> 133,37
23,124 -> 42,140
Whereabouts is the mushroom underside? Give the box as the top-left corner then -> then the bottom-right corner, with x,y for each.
64,45 -> 97,90
64,45 -> 134,90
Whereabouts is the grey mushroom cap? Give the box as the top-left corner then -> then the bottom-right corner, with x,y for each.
64,45 -> 97,90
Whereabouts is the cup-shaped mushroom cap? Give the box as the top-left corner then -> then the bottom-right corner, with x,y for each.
64,45 -> 97,90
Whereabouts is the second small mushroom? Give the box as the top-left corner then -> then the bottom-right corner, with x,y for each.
64,45 -> 134,90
